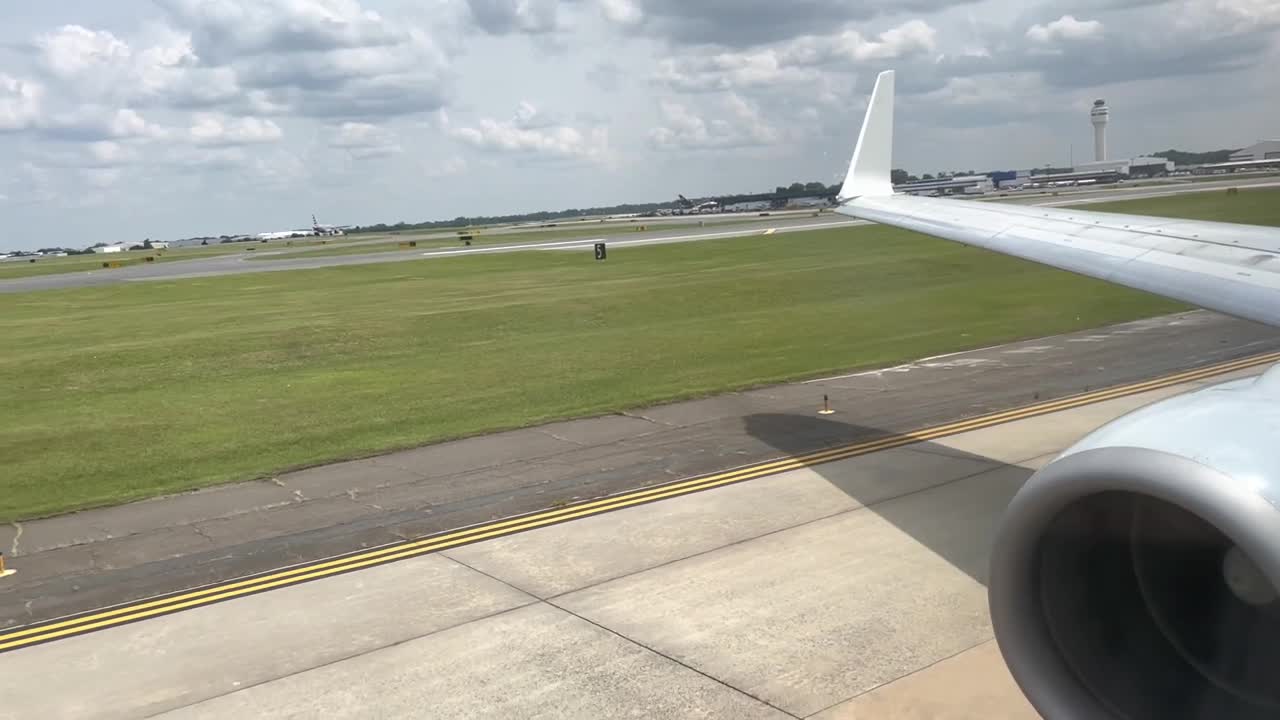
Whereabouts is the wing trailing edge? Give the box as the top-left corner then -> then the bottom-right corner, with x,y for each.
832,71 -> 1280,330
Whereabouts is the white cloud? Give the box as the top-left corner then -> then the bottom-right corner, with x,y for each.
599,0 -> 643,25
466,0 -> 566,34
1208,0 -> 1280,28
451,102 -> 609,160
156,0 -> 407,60
188,114 -> 284,145
620,0 -> 971,47
329,121 -> 402,157
36,25 -> 133,78
87,141 -> 136,166
654,19 -> 939,93
0,74 -> 43,131
33,25 -> 239,109
829,19 -> 938,61
1026,15 -> 1105,43
649,94 -> 780,150
41,107 -> 169,142
28,3 -> 455,121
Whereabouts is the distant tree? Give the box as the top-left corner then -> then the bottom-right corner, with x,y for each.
201,239 -> 209,246
788,182 -> 805,192
803,181 -> 826,192
141,239 -> 154,250
922,173 -> 935,180
907,174 -> 919,182
890,169 -> 910,185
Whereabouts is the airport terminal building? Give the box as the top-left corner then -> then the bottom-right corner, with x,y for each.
1230,141 -> 1280,162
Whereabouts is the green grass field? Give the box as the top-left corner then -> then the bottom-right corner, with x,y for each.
2,189 -> 1276,521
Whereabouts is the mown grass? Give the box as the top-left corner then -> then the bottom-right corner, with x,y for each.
2,189 -> 1276,521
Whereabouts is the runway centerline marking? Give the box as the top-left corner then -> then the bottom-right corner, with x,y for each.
1,350 -> 1276,653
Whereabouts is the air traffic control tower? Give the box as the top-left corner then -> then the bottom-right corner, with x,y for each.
1090,99 -> 1110,161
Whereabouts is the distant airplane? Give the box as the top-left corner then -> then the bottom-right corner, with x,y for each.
312,214 -> 352,236
672,194 -> 718,214
835,70 -> 1280,720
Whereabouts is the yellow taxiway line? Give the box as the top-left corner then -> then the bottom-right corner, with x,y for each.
2,350 -> 1277,653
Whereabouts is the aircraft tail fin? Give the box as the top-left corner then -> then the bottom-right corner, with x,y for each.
838,70 -> 895,201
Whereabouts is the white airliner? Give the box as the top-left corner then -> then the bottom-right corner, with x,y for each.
835,71 -> 1280,720
312,214 -> 351,236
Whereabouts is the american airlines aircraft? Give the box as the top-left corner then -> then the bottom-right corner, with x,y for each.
835,71 -> 1280,720
312,214 -> 352,236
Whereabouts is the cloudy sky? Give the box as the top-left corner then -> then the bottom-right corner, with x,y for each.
1,0 -> 1277,249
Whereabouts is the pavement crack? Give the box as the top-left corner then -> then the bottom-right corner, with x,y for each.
9,521 -> 22,557
539,429 -> 586,446
189,524 -> 216,545
344,488 -> 384,512
547,599 -> 803,719
618,410 -> 666,426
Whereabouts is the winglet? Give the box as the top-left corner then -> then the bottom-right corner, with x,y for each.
837,70 -> 895,202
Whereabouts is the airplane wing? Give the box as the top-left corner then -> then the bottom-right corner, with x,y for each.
834,71 -> 1280,330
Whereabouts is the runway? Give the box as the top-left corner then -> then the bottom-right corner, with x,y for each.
0,214 -> 846,294
1,347 -> 1270,718
4,176 -> 1274,295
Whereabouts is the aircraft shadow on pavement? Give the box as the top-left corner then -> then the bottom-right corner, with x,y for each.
742,413 -> 1035,587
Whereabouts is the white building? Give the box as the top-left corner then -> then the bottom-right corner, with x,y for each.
894,175 -> 994,196
1129,156 -> 1175,176
92,244 -> 126,254
1073,156 -> 1174,178
1075,159 -> 1130,175
1229,141 -> 1280,162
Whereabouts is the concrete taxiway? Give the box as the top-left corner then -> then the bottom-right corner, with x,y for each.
2,340 -> 1270,719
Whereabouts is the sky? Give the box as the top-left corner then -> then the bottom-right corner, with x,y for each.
0,0 -> 1277,249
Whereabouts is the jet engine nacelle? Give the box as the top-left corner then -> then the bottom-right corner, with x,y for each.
989,364 -> 1280,720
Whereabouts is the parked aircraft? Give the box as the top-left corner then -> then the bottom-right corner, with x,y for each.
836,70 -> 1280,720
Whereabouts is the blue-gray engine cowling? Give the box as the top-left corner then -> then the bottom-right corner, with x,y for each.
988,366 -> 1280,720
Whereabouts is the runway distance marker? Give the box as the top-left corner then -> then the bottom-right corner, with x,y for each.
2,349 -> 1278,652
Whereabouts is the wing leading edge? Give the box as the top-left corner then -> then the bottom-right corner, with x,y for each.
835,70 -> 1280,330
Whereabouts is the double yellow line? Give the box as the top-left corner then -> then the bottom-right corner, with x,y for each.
3,350 -> 1277,653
